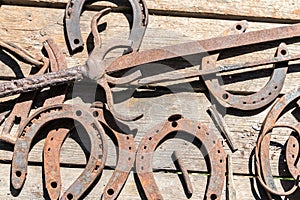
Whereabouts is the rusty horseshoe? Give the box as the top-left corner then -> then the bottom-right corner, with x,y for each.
11,104 -> 108,200
136,115 -> 226,200
65,0 -> 148,53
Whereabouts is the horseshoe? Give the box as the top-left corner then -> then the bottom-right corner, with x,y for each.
136,115 -> 226,200
255,86 -> 300,196
64,0 -> 148,53
11,104 -> 108,200
202,22 -> 289,111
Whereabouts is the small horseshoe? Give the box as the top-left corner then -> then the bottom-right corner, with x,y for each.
202,21 -> 289,111
256,86 -> 300,196
64,0 -> 148,53
11,104 -> 108,200
136,115 -> 226,200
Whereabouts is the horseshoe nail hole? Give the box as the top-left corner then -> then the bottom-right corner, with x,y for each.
168,114 -> 182,122
156,130 -> 159,133
50,137 -> 53,141
222,93 -> 229,99
292,154 -> 295,158
213,140 -> 216,144
243,102 -> 247,104
14,116 -> 21,125
94,165 -> 99,171
141,166 -> 144,170
107,188 -> 114,196
207,60 -> 210,64
281,49 -> 287,56
129,146 -> 132,150
141,156 -> 144,159
144,146 -> 147,150
197,126 -> 201,129
128,157 -> 131,161
236,24 -> 242,30
50,181 -> 57,188
149,137 -> 152,141
261,98 -> 265,101
16,171 -> 22,177
172,121 -> 178,127
220,159 -> 223,163
47,148 -> 51,151
67,193 -> 73,200
217,150 -> 221,153
73,39 -> 80,45
269,92 -> 272,95
206,132 -> 210,135
126,136 -> 130,140
92,111 -> 99,117
253,101 -> 256,104
210,194 -> 217,200
76,110 -> 82,116
274,86 -> 278,89
293,144 -> 296,148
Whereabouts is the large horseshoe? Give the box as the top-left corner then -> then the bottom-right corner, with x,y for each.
136,115 -> 226,200
256,86 -> 300,196
201,22 -> 289,111
65,0 -> 148,53
11,104 -> 108,200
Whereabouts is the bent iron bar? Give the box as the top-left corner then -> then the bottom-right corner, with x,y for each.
2,23 -> 300,99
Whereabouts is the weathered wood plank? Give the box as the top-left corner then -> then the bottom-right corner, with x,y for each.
0,164 -> 290,199
2,0 -> 300,23
1,162 -> 299,199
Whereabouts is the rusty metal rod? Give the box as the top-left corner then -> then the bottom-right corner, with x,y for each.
0,66 -> 85,98
106,23 -> 300,73
207,105 -> 237,152
172,151 -> 193,196
139,52 -> 300,84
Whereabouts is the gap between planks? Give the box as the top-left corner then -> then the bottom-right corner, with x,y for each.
2,0 -> 300,24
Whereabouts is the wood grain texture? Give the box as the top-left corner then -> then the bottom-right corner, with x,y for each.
0,1 -> 300,199
2,0 -> 300,23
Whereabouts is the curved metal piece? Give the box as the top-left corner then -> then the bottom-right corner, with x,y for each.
85,11 -> 143,121
255,86 -> 300,196
286,127 -> 300,180
89,104 -> 136,199
202,21 -> 288,110
0,39 -> 44,67
136,115 -> 226,200
44,128 -> 70,200
64,0 -> 148,53
11,104 -> 107,200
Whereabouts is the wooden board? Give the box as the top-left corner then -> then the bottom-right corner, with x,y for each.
0,1 -> 300,199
